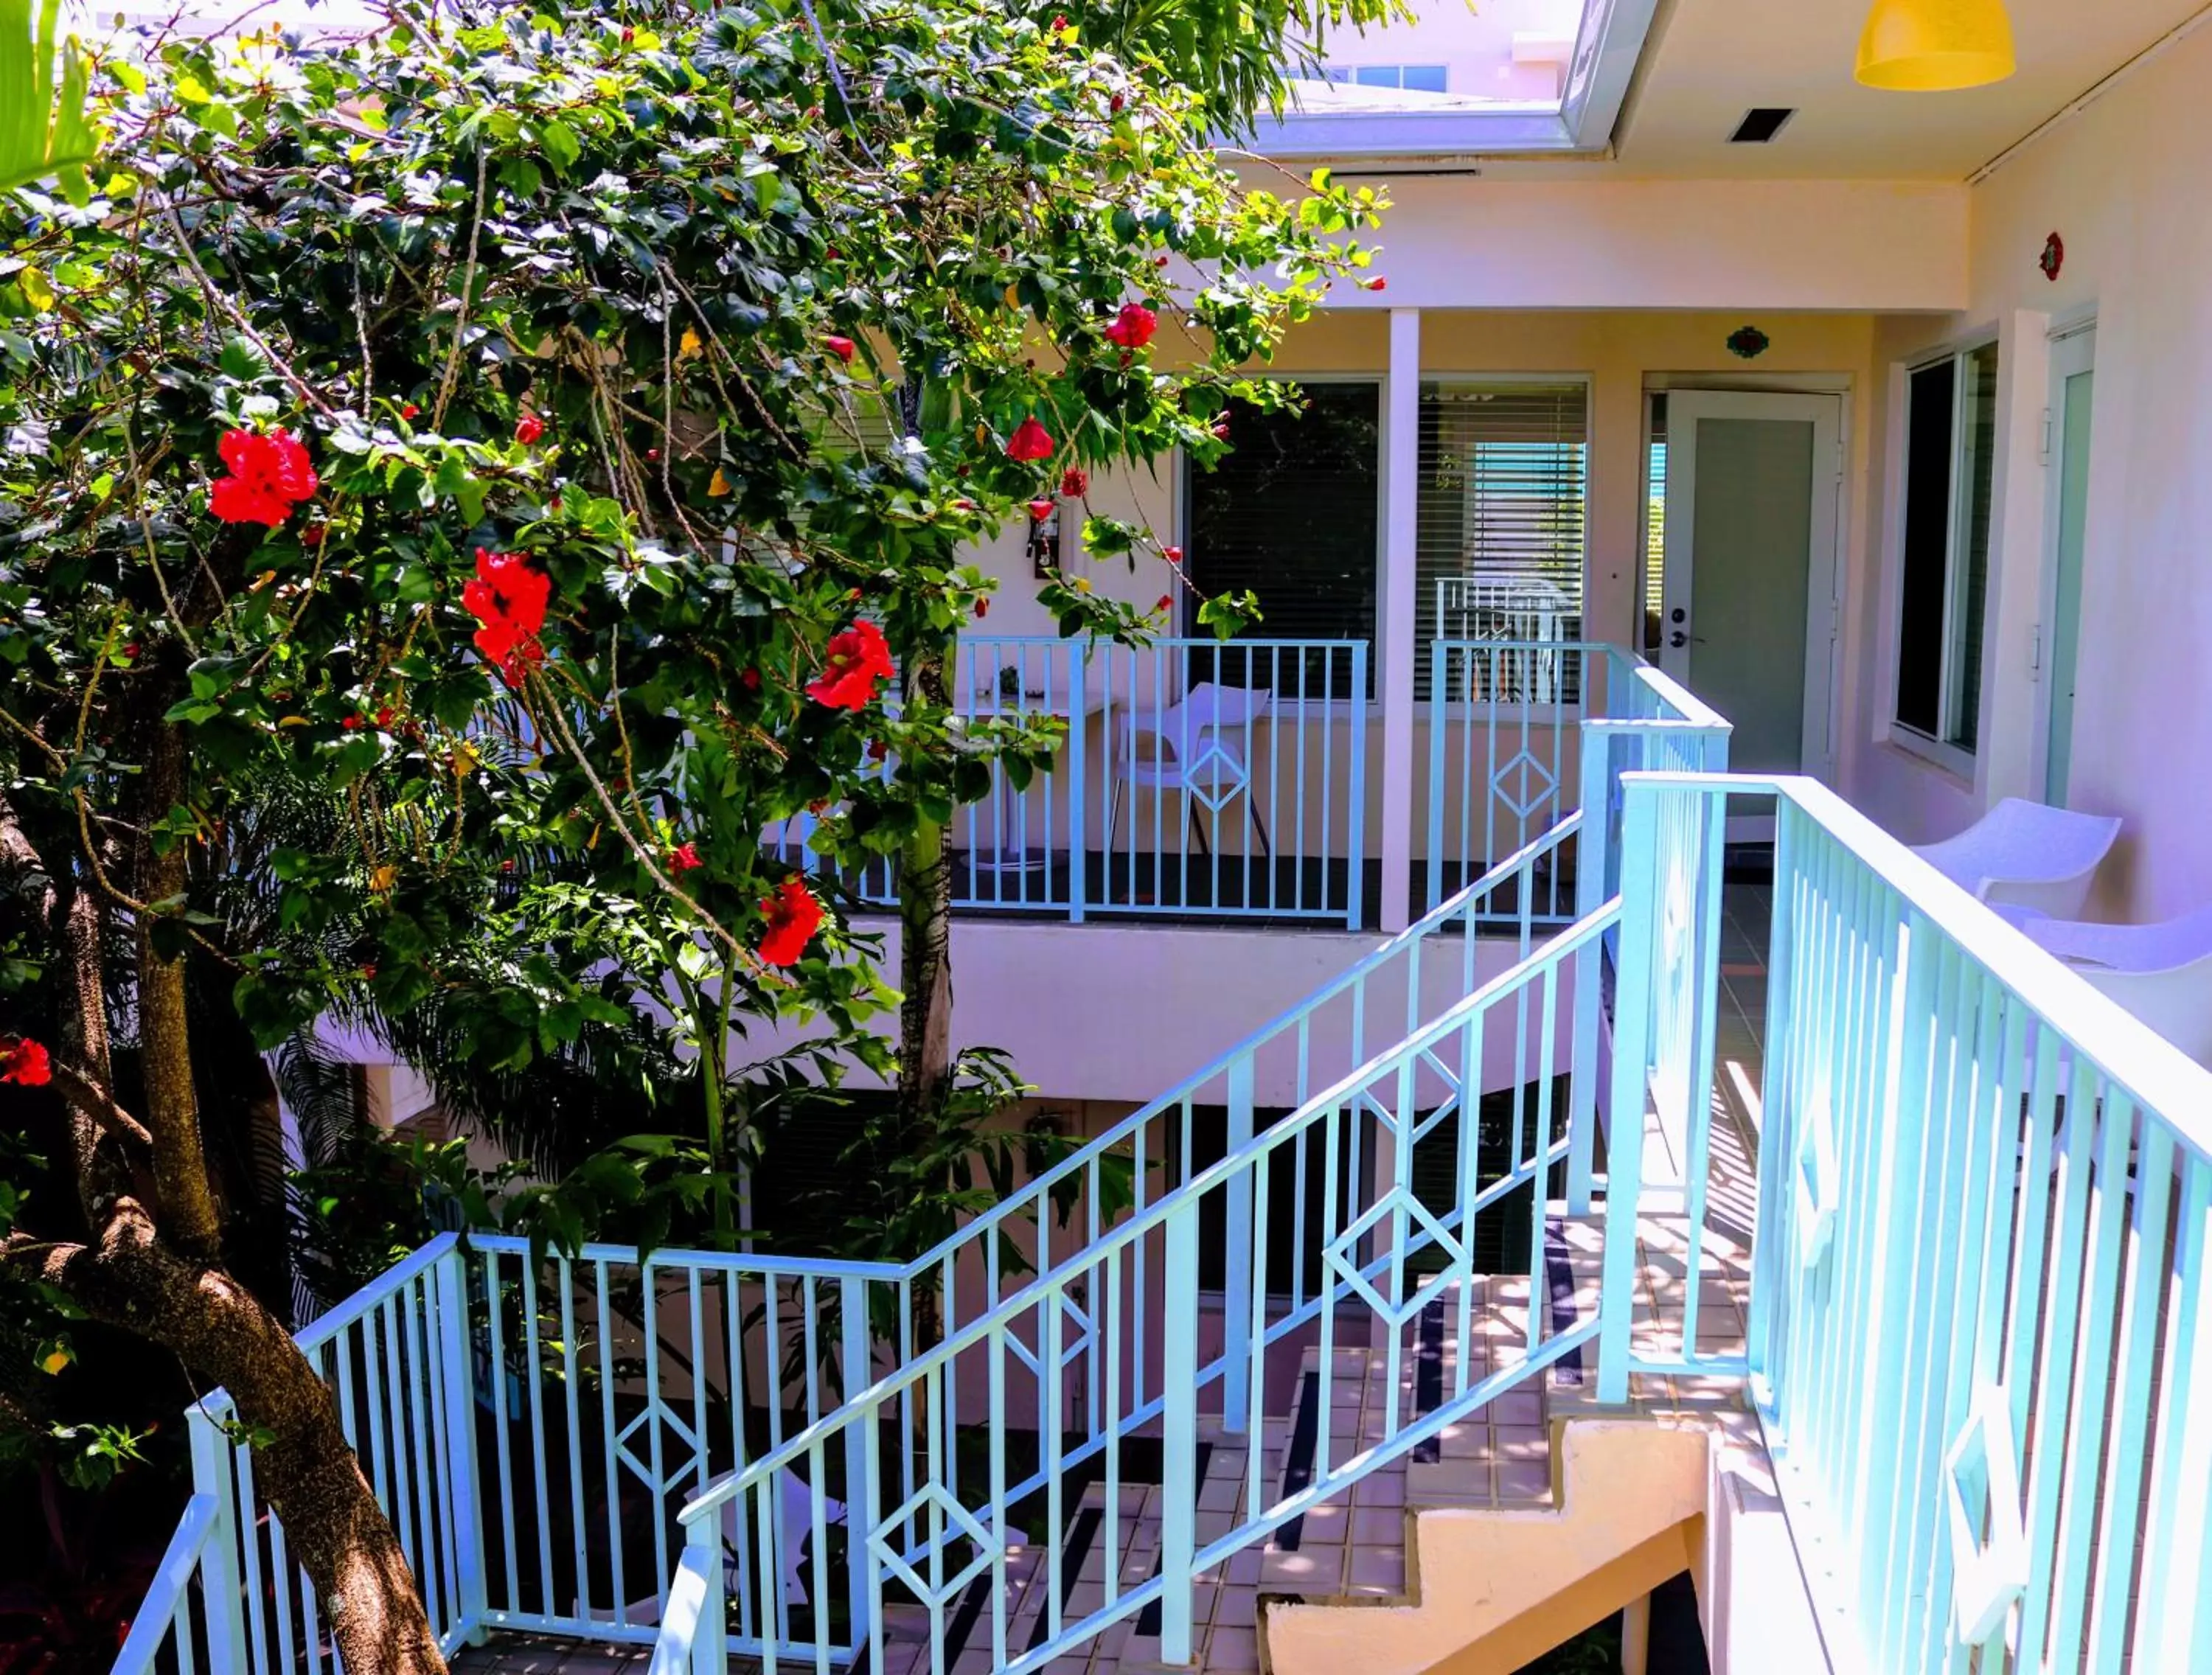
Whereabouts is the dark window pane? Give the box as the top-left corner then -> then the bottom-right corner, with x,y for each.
1186,383 -> 1378,700
1894,358 -> 1956,736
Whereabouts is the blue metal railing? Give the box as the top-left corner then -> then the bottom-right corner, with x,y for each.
127,650 -> 1753,1675
765,636 -> 1373,927
1604,772 -> 2212,1673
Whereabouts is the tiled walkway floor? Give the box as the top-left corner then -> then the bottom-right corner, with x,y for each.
458,884 -> 1774,1675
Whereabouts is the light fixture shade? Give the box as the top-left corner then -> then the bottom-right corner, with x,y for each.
1856,0 -> 2017,91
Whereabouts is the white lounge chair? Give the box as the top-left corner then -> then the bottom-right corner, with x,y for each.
1911,798 -> 2121,921
2025,905 -> 2212,1068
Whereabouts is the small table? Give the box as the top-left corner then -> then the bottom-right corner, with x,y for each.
966,685 -> 1105,874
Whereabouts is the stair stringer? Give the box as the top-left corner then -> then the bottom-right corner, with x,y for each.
1261,1417 -> 1717,1675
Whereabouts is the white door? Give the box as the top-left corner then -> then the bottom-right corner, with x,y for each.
2036,327 -> 2096,805
1660,391 -> 1844,777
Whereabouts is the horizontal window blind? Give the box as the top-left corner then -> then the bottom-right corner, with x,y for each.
1186,381 -> 1380,699
1416,381 -> 1588,694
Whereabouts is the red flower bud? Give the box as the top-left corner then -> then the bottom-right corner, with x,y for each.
975,596 -> 990,619
740,667 -> 762,692
1163,545 -> 1183,564
621,25 -> 633,42
1110,91 -> 1125,113
647,447 -> 662,462
669,841 -> 703,871
300,525 -> 324,548
1060,467 -> 1090,497
1360,275 -> 1388,292
1154,254 -> 1169,267
400,403 -> 420,419
515,412 -> 546,445
867,739 -> 889,762
375,706 -> 395,728
825,245 -> 842,260
121,642 -> 139,660
1155,594 -> 1173,612
1029,498 -> 1055,522
342,714 -> 364,730
825,335 -> 857,363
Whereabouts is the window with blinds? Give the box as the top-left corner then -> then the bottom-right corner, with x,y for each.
1185,381 -> 1380,699
1416,381 -> 1589,694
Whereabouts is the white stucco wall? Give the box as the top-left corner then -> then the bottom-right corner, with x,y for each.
1840,24 -> 2212,921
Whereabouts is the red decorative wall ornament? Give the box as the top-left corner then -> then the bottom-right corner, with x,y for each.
2040,231 -> 2065,282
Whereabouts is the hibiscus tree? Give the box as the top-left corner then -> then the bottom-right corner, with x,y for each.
0,2 -> 1383,1671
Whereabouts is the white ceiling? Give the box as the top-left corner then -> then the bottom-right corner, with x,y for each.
1600,0 -> 2208,178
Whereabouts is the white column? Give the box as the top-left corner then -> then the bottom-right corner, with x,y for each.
1378,307 -> 1422,933
1621,1591 -> 1653,1675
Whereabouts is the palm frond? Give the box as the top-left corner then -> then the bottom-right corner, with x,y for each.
0,0 -> 94,199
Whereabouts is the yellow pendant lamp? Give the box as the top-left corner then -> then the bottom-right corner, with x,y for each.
1856,0 -> 2017,91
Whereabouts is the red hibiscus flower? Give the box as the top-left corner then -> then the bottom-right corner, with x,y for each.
515,412 -> 546,445
1103,302 -> 1157,349
462,547 -> 553,684
1028,498 -> 1055,523
669,841 -> 703,872
0,1037 -> 52,1087
1060,467 -> 1090,498
825,335 -> 857,363
757,877 -> 824,967
1005,417 -> 1055,462
209,428 -> 319,527
807,620 -> 894,711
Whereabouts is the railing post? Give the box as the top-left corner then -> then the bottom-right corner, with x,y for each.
1745,804 -> 1795,1388
839,1275 -> 874,1655
1346,641 -> 1368,930
435,1243 -> 490,1640
1565,726 -> 1613,1213
1067,636 -> 1088,923
186,1401 -> 251,1675
1424,641 -> 1446,917
1158,1195 -> 1202,1663
1596,780 -> 1658,1404
1219,1055 -> 1256,1434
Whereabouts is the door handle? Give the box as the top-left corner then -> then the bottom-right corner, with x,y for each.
1669,631 -> 1687,649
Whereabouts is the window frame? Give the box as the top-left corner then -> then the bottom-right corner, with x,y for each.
1887,337 -> 2001,779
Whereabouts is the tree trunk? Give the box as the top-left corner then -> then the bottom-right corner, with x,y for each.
32,1211 -> 451,1675
896,639 -> 957,1348
1,787 -> 448,1675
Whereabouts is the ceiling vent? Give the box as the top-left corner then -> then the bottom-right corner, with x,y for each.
1728,108 -> 1796,144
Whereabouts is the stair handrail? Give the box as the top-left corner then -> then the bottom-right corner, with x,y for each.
675,896 -> 1624,1675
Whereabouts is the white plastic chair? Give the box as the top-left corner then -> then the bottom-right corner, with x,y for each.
2025,905 -> 2212,1068
1107,680 -> 1273,857
1910,798 -> 2121,920
586,1463 -> 844,1626
717,1465 -> 847,1606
